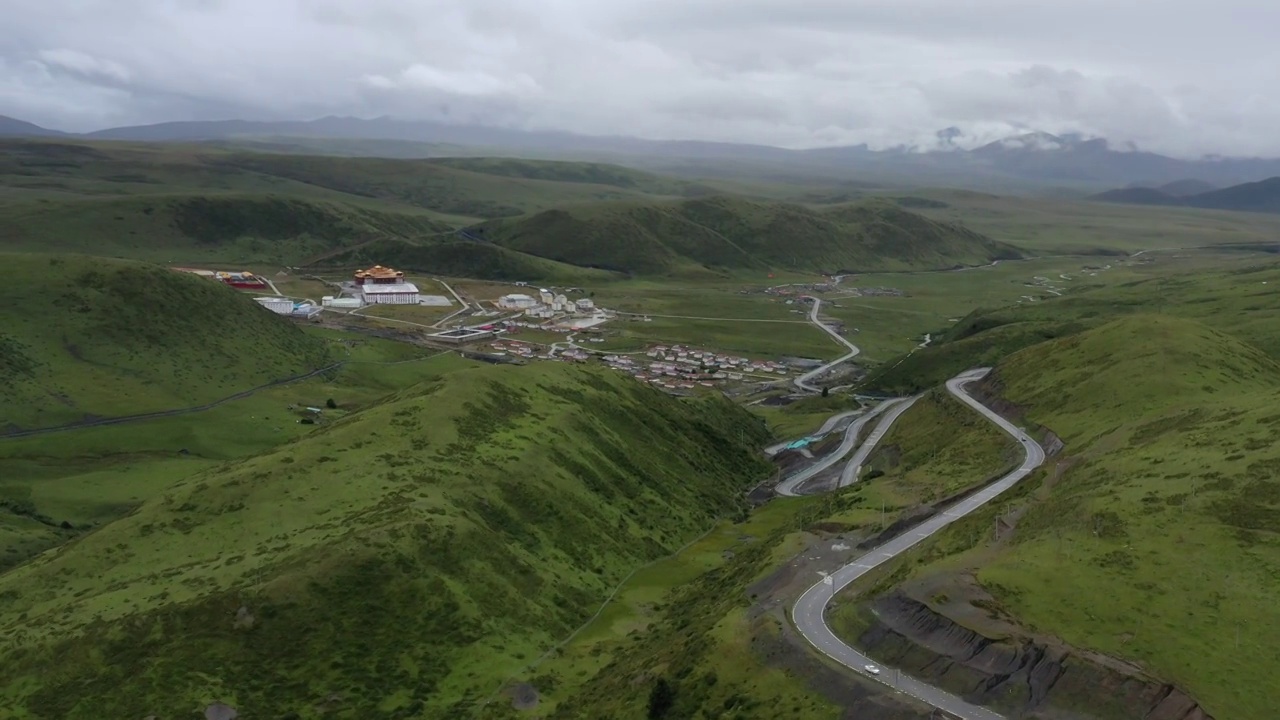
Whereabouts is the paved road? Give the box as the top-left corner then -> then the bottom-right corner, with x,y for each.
775,398 -> 907,497
790,368 -> 1047,720
795,297 -> 861,393
763,408 -> 864,456
837,395 -> 921,488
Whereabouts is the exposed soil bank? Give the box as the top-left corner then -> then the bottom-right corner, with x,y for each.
855,589 -> 1213,720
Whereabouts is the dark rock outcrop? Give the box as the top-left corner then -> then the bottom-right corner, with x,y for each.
856,592 -> 1213,719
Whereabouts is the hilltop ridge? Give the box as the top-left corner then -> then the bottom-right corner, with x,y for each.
0,253 -> 331,431
470,196 -> 1023,275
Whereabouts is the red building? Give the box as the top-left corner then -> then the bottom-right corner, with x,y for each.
215,271 -> 266,289
353,265 -> 405,285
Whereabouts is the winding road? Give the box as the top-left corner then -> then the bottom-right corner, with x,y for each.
775,398 -> 908,497
787,368 -> 1046,719
794,297 -> 860,393
763,408 -> 864,456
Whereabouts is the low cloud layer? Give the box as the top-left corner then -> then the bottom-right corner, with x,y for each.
3,0 -> 1278,157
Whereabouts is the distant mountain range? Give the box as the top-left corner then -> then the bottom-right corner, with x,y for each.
1091,177 -> 1280,214
7,114 -> 1280,191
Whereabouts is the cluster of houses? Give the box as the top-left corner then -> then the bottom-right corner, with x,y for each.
598,354 -> 721,391
644,345 -> 791,376
755,282 -> 836,296
497,289 -> 596,319
488,340 -> 546,360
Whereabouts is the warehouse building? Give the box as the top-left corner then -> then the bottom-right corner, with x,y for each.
322,296 -> 363,309
361,282 -> 420,305
255,297 -> 294,314
428,327 -> 495,344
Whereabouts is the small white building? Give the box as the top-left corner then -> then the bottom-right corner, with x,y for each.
575,298 -> 595,312
539,289 -> 555,305
498,293 -> 538,309
255,297 -> 294,315
361,282 -> 420,305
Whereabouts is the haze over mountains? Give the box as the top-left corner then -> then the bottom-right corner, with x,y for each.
1092,177 -> 1280,214
7,114 -> 1280,192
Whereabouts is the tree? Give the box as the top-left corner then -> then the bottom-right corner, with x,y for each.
647,678 -> 675,719
821,386 -> 830,397
325,398 -> 337,409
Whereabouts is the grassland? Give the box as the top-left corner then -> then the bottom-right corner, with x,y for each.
0,252 -> 332,431
0,361 -> 774,719
906,188 -> 1280,254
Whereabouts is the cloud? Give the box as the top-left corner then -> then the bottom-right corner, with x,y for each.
363,65 -> 540,98
37,48 -> 132,83
1,0 -> 1279,157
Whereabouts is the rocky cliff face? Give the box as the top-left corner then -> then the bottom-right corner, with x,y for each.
855,592 -> 1212,720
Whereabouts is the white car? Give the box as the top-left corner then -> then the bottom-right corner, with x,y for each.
864,664 -> 881,675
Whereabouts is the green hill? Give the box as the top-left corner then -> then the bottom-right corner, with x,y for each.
470,196 -> 1023,275
304,237 -> 621,283
976,316 -> 1280,718
0,362 -> 772,718
211,152 -> 680,218
426,156 -> 714,196
0,193 -> 453,264
863,258 -> 1280,393
0,253 -> 331,431
1092,176 -> 1280,214
859,316 -> 1280,719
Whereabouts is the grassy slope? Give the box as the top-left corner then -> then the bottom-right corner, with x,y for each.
538,394 -> 1016,720
0,331 -> 466,572
0,362 -> 773,719
0,253 -> 331,431
210,152 -> 680,219
472,196 -> 1023,276
864,255 -> 1280,392
305,237 -> 621,283
858,390 -> 1020,504
865,316 -> 1280,719
0,193 -> 454,265
0,140 -> 696,271
425,156 -> 711,196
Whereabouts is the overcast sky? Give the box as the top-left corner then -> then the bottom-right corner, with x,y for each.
3,0 -> 1278,156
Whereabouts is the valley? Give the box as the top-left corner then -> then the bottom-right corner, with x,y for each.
2,133 -> 1279,720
